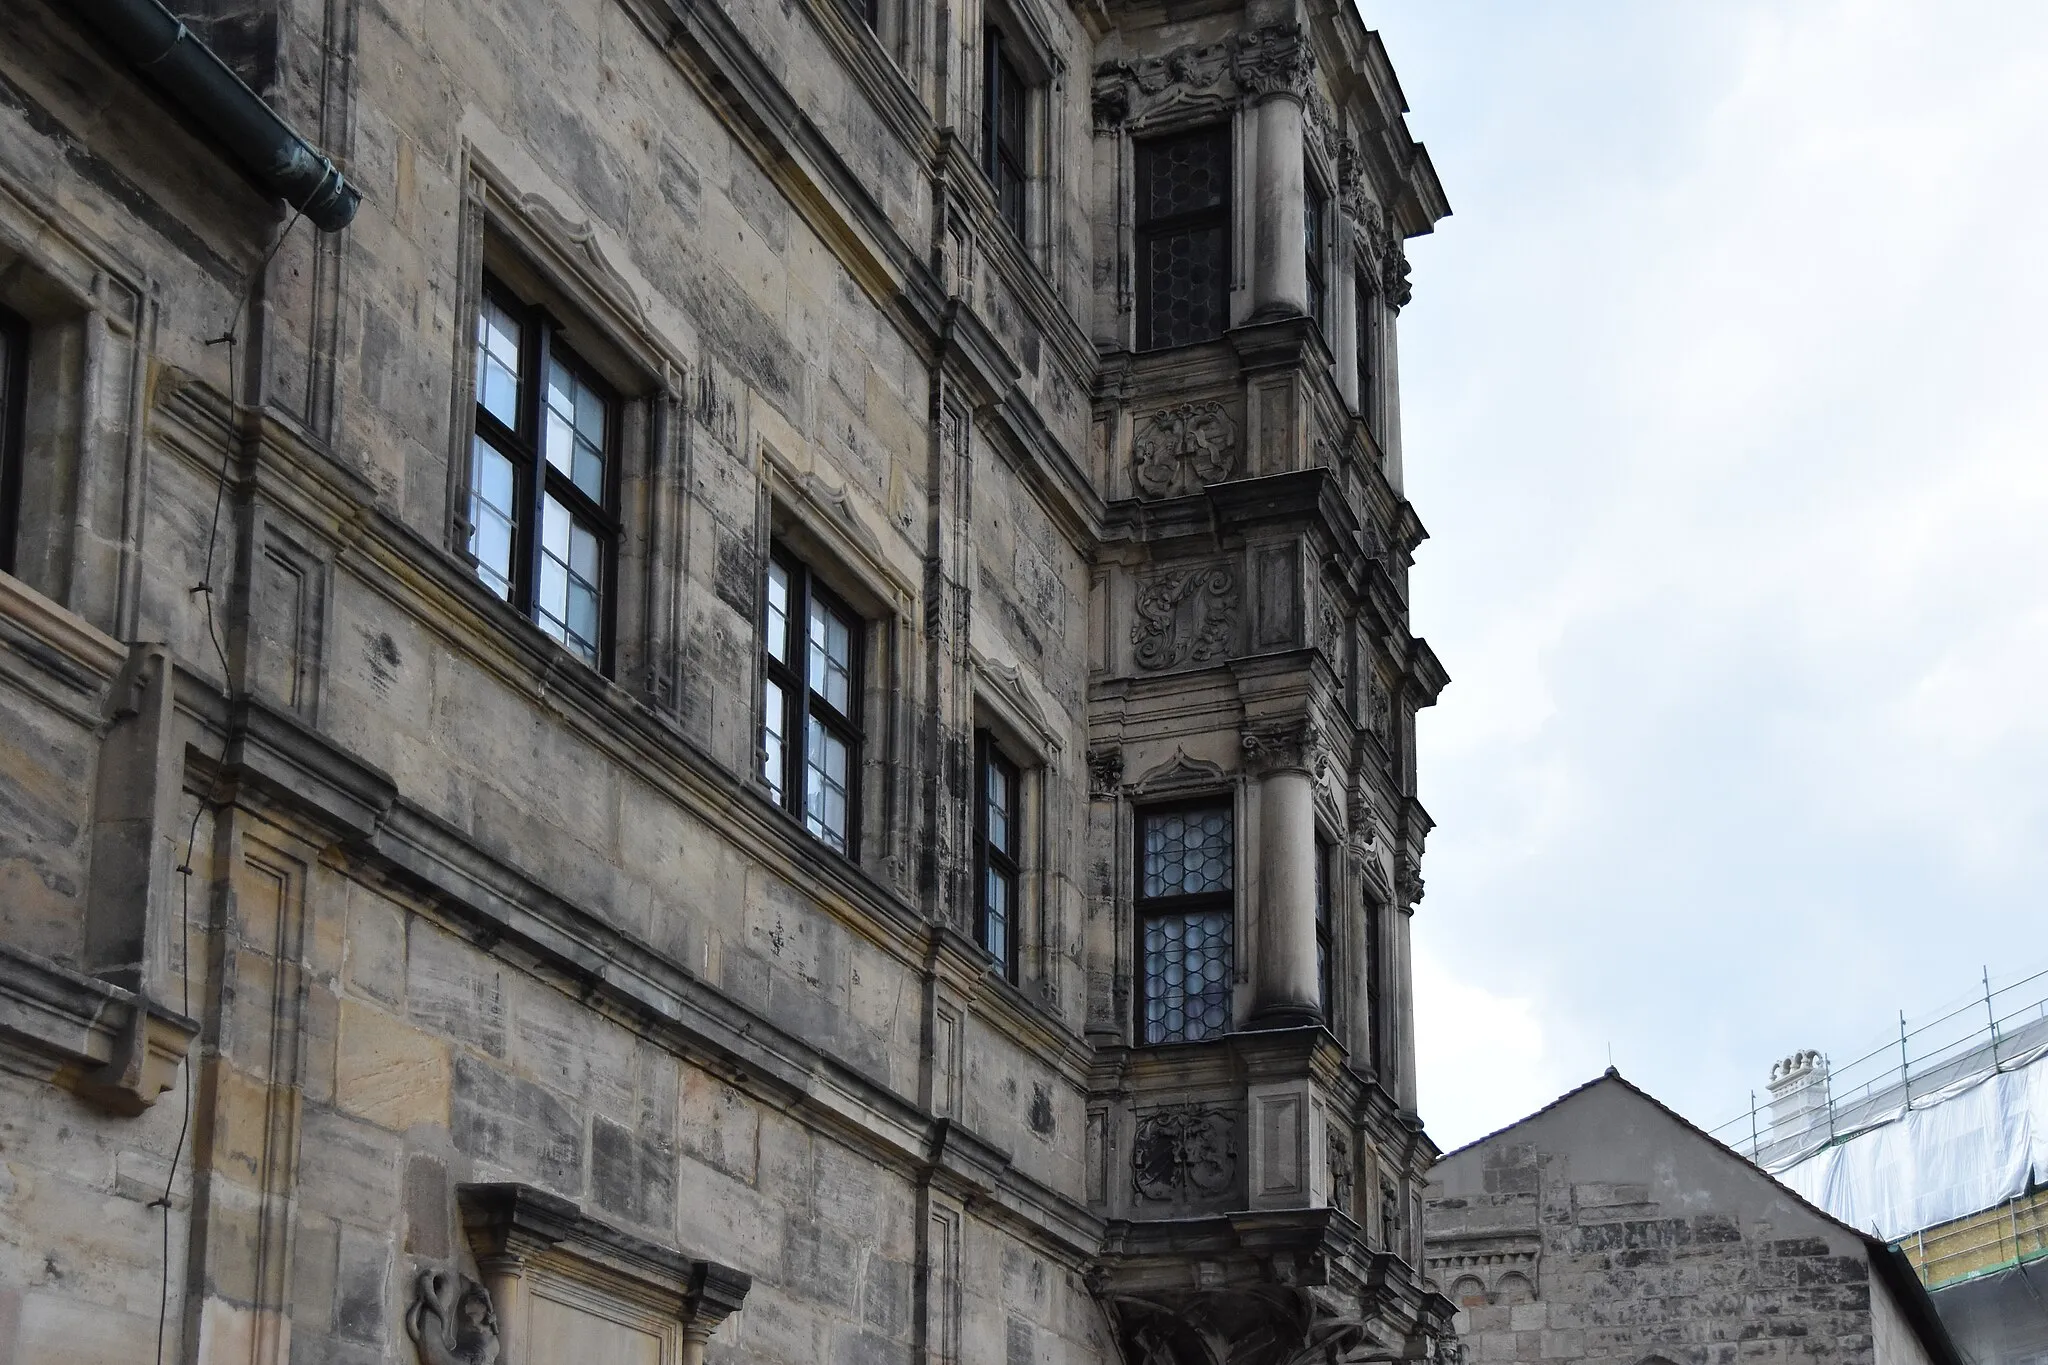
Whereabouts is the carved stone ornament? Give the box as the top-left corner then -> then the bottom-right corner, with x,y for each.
1091,40 -> 1234,130
406,1270 -> 500,1365
1241,717 -> 1325,778
1132,1104 -> 1236,1202
1367,676 -> 1393,749
1132,565 -> 1237,671
1340,144 -> 1377,228
1132,401 -> 1238,498
1232,23 -> 1314,101
1432,1332 -> 1469,1365
1382,235 -> 1413,310
1316,598 -> 1345,669
1087,746 -> 1124,798
1396,854 -> 1424,907
1328,1126 -> 1355,1213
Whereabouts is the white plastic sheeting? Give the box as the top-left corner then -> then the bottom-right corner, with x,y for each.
1770,1042 -> 2048,1241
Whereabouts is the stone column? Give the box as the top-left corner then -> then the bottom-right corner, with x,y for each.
1332,237 -> 1360,409
1394,855 -> 1424,1110
1245,719 -> 1323,1027
1237,26 -> 1313,321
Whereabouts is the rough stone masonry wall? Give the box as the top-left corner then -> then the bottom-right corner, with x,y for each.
1434,1138 -> 1885,1365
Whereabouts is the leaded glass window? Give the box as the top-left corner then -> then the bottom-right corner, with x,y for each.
467,280 -> 617,669
1137,803 -> 1234,1044
1136,125 -> 1231,350
1305,175 -> 1329,332
0,305 -> 27,577
978,734 -> 1020,977
1365,890 -> 1388,1076
984,29 -> 1028,238
1356,274 -> 1378,430
762,550 -> 863,855
1315,839 -> 1332,1018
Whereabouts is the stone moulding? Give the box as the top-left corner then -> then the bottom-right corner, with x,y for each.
0,941 -> 198,1115
1131,564 -> 1238,671
1131,401 -> 1238,499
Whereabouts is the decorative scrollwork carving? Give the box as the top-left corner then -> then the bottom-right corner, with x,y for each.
1396,854 -> 1424,907
1091,41 -> 1235,130
1232,23 -> 1314,100
1132,565 -> 1237,671
1382,236 -> 1413,309
1132,1104 -> 1236,1202
1087,746 -> 1124,799
406,1270 -> 500,1365
1132,402 -> 1237,498
1367,675 -> 1393,750
1241,717 -> 1326,778
1316,598 -> 1345,671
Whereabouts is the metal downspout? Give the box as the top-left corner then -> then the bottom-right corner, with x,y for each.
68,0 -> 361,231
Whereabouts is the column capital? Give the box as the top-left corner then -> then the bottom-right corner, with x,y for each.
1233,22 -> 1314,103
1241,716 -> 1326,779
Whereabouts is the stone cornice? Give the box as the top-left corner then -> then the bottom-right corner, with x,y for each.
0,942 -> 198,1115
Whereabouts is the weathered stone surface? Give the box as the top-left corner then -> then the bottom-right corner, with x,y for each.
1426,1074 -> 1952,1365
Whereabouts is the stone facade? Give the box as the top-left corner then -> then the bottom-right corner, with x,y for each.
0,0 -> 1450,1360
1424,1072 -> 1962,1365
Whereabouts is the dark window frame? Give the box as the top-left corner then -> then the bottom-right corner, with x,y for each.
1134,796 -> 1237,1045
469,274 -> 621,673
976,732 -> 1021,979
1135,124 -> 1233,351
0,305 -> 26,577
1315,837 -> 1333,1020
1364,887 -> 1388,1076
1355,273 -> 1378,430
761,547 -> 865,859
983,27 -> 1030,238
1305,174 -> 1329,333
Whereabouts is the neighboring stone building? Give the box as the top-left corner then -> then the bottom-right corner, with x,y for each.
1424,1071 -> 1963,1365
0,0 -> 1449,1360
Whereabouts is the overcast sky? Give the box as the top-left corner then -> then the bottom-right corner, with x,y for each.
1372,1 -> 2048,1151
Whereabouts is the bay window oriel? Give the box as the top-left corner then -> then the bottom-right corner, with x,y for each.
469,280 -> 618,669
1137,801 -> 1235,1044
762,550 -> 863,856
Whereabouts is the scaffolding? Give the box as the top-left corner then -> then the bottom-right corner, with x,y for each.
1710,963 -> 2048,1169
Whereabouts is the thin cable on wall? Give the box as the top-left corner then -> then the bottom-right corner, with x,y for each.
152,205 -> 307,1365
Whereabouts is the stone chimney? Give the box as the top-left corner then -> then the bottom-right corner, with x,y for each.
1765,1049 -> 1831,1150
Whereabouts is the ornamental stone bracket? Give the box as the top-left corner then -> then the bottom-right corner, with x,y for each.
0,941 -> 198,1116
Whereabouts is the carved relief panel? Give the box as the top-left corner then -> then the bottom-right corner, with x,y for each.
1131,563 -> 1239,671
1131,401 -> 1238,498
1131,1103 -> 1238,1207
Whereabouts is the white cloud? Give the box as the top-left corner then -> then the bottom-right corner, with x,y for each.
1372,0 -> 2048,1138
